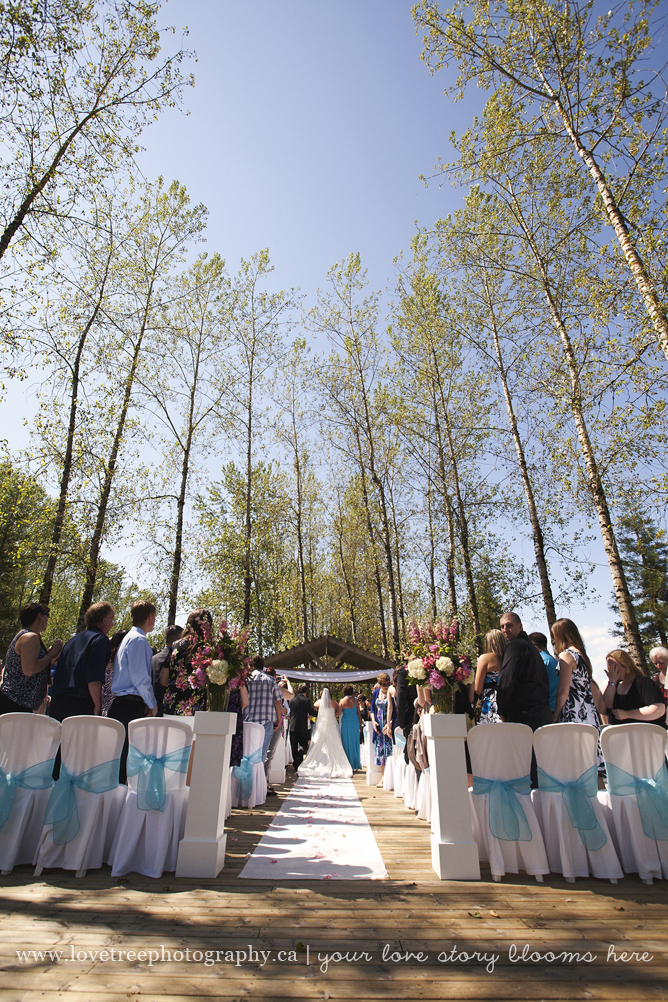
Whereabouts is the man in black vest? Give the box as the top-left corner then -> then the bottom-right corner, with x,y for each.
288,685 -> 316,770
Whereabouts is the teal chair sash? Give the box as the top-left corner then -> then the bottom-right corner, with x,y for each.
395,733 -> 406,749
606,762 -> 668,842
0,759 -> 56,831
44,759 -> 120,845
472,774 -> 533,842
126,744 -> 192,812
233,748 -> 264,802
537,764 -> 607,851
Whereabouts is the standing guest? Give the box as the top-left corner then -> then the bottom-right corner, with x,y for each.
288,684 -> 317,770
394,664 -> 417,734
243,655 -> 282,793
339,685 -> 362,770
602,649 -> 666,727
529,631 -> 560,714
0,603 -> 62,715
108,600 -> 158,782
551,618 -> 602,728
49,602 -> 115,720
371,672 -> 394,786
152,624 -> 183,716
101,631 -> 128,715
262,666 -> 289,783
162,609 -> 212,715
497,612 -> 552,730
471,629 -> 506,724
649,647 -> 668,697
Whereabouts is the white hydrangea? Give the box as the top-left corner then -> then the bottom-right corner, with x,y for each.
407,658 -> 426,680
207,659 -> 229,685
436,656 -> 455,676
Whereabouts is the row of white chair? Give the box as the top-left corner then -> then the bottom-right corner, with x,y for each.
468,721 -> 668,884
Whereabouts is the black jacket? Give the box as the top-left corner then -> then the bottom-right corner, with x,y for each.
497,630 -> 551,729
395,667 -> 417,731
288,693 -> 317,732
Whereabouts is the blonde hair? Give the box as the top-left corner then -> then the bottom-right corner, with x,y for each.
551,618 -> 593,678
484,629 -> 507,659
376,672 -> 391,686
606,649 -> 647,680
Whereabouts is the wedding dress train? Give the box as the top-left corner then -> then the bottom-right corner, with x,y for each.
298,688 -> 353,779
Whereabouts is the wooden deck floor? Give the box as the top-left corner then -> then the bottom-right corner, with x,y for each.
1,770 -> 667,1001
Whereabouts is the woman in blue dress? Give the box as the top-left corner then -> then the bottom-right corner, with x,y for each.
339,684 -> 362,770
371,672 -> 394,785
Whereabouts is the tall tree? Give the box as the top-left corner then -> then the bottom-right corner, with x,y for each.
0,0 -> 193,264
413,0 -> 668,363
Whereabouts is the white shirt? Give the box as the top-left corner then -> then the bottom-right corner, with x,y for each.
111,626 -> 156,709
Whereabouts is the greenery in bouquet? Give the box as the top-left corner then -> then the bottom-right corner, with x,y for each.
404,619 -> 473,696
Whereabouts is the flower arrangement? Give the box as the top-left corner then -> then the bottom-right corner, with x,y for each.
165,619 -> 251,713
403,619 -> 472,712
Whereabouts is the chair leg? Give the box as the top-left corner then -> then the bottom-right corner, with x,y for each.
610,878 -> 618,884
75,868 -> 87,878
565,876 -> 575,883
492,874 -> 502,882
535,874 -> 544,883
642,878 -> 653,885
33,865 -> 43,877
1,869 -> 12,876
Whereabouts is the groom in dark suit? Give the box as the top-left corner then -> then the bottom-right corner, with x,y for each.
288,685 -> 316,769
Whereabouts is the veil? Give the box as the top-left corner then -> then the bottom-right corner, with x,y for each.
298,685 -> 352,778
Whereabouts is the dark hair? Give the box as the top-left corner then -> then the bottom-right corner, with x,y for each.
109,630 -> 128,660
298,683 -> 308,693
500,611 -> 522,626
19,602 -> 49,629
84,601 -> 114,629
342,684 -> 354,696
131,600 -> 157,627
392,669 -> 400,684
165,624 -> 184,646
529,632 -> 548,650
181,608 -> 213,646
250,655 -> 265,671
264,666 -> 277,677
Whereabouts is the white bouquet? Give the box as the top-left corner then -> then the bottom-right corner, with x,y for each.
407,657 -> 426,681
207,659 -> 229,685
436,656 -> 455,676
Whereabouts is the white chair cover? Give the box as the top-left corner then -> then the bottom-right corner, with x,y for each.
468,723 -> 548,881
360,733 -> 368,768
34,716 -> 126,877
394,727 -> 406,799
382,747 -> 395,790
0,714 -> 61,874
108,718 -> 192,878
598,723 -> 668,882
416,769 -> 432,822
403,764 -> 419,810
268,728 -> 288,786
532,723 -> 622,882
230,722 -> 267,809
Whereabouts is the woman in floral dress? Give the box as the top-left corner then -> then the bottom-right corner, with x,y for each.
371,672 -> 394,786
163,608 -> 213,716
551,618 -> 602,729
470,629 -> 506,724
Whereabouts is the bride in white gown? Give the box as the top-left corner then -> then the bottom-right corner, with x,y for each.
298,687 -> 353,779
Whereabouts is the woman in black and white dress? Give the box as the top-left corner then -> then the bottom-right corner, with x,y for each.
551,618 -> 602,728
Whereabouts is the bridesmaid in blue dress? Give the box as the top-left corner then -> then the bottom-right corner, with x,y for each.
339,684 -> 362,771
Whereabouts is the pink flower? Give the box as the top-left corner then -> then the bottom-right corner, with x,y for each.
194,668 -> 207,686
429,670 -> 446,689
220,619 -> 229,632
454,666 -> 471,682
429,644 -> 439,654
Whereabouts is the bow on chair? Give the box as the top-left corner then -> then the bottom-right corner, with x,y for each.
606,762 -> 668,841
537,764 -> 607,851
395,733 -> 406,750
44,759 -> 120,845
233,748 -> 264,802
126,745 -> 192,812
472,774 -> 533,842
0,759 -> 56,831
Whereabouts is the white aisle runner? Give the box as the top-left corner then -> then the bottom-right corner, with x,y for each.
239,776 -> 388,880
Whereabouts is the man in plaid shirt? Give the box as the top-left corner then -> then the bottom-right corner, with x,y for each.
244,655 -> 282,789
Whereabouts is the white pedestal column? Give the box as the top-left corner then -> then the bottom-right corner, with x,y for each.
423,713 -> 480,881
176,710 -> 235,878
365,720 -> 383,785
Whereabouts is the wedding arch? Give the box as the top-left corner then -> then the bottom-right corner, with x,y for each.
264,633 -> 397,682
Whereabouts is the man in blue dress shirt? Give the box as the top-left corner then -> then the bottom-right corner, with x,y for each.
108,600 -> 158,782
529,631 -> 560,713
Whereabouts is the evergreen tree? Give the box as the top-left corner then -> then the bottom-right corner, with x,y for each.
612,514 -> 668,650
